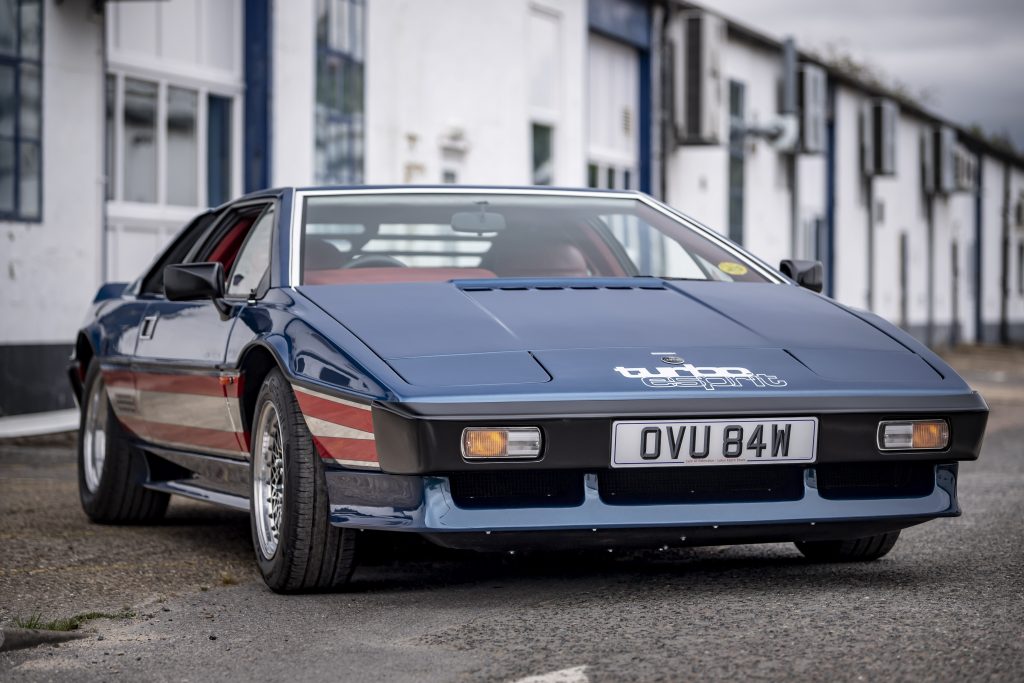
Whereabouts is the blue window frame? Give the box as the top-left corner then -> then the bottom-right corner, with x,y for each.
315,0 -> 364,185
207,94 -> 233,207
0,0 -> 42,221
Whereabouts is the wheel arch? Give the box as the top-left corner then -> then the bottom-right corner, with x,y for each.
70,331 -> 97,403
237,341 -> 289,435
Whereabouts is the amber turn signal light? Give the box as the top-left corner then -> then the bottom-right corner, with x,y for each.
877,420 -> 949,451
462,427 -> 542,460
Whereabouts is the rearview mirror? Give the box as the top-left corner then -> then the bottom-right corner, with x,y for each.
451,210 -> 506,234
779,259 -> 823,293
164,262 -> 225,301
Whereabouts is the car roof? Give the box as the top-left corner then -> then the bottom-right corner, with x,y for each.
234,185 -> 648,202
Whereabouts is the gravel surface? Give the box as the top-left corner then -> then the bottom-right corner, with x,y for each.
1,348 -> 1022,682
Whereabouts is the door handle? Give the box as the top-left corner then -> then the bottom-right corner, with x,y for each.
140,314 -> 159,340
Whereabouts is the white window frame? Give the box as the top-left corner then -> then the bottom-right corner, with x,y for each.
106,66 -> 243,218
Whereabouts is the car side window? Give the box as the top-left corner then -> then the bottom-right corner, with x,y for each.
226,206 -> 276,298
189,204 -> 266,273
139,211 -> 218,295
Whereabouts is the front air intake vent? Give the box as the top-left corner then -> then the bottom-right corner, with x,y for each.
815,462 -> 935,499
446,471 -> 584,509
457,278 -> 666,293
599,466 -> 805,505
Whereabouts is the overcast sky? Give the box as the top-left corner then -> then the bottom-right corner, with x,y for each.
709,0 -> 1024,149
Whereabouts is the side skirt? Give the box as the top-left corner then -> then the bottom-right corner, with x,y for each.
144,480 -> 250,512
141,445 -> 251,511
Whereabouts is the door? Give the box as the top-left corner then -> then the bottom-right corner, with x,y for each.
586,33 -> 639,191
103,211 -> 219,430
951,241 -> 960,346
899,232 -> 909,330
131,201 -> 276,459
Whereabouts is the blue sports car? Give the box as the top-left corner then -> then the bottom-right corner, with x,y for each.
70,187 -> 988,592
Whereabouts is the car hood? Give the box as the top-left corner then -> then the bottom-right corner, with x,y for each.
297,279 -> 954,394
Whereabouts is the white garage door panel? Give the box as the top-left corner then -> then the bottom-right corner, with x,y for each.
587,33 -> 639,189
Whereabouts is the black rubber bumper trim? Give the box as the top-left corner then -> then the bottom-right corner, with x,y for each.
371,403 -> 988,475
421,518 -> 932,551
382,391 -> 988,420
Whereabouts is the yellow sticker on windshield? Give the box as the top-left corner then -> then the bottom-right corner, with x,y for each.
718,261 -> 748,276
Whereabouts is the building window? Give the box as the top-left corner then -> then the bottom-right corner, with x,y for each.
531,123 -> 553,186
315,0 -> 365,185
1018,242 -> 1023,296
122,78 -> 158,203
0,0 -> 42,221
106,73 -> 236,208
104,75 -> 115,200
166,87 -> 198,206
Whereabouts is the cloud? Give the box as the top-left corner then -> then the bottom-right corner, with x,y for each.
708,0 -> 1024,147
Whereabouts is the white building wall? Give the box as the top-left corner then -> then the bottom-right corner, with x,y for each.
272,0 -> 317,187
979,160 -> 1024,340
931,189 -> 976,342
1010,168 -> 1024,336
726,40 -> 791,267
831,86 -> 870,310
979,156 -> 1006,337
364,0 -> 586,187
795,153 -> 827,261
665,147 -> 728,235
105,0 -> 244,283
665,36 -> 826,268
0,1 -> 104,345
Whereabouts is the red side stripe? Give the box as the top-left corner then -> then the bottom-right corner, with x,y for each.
133,372 -> 228,397
103,369 -> 135,388
120,417 -> 247,454
295,392 -> 374,433
312,436 -> 379,463
226,373 -> 243,399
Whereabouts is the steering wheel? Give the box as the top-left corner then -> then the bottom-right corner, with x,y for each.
342,254 -> 407,269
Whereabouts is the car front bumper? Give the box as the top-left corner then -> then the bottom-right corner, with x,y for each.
325,463 -> 959,546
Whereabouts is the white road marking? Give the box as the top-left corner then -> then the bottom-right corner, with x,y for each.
511,666 -> 589,683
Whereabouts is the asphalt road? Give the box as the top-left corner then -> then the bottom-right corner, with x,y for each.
2,348 -> 1023,682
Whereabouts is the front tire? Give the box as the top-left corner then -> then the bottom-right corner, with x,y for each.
78,360 -> 169,524
795,531 -> 900,562
250,369 -> 358,592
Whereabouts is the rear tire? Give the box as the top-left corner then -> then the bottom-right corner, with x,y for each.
78,360 -> 169,524
795,531 -> 900,562
250,369 -> 358,592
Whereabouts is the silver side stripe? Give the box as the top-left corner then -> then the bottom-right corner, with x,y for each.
304,416 -> 375,441
106,385 -> 139,417
292,385 -> 372,411
153,439 -> 248,459
140,391 -> 241,432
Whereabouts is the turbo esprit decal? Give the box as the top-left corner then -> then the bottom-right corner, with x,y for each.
614,356 -> 787,390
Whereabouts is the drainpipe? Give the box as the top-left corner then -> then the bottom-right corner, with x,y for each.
824,80 -> 836,297
1000,161 -> 1011,343
925,195 -> 935,347
866,176 -> 875,310
100,3 -> 109,283
782,39 -> 798,256
651,1 -> 667,200
973,158 -> 983,343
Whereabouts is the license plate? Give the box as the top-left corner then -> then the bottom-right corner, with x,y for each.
611,417 -> 818,467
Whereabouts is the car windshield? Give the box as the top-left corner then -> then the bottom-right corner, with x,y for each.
298,193 -> 771,285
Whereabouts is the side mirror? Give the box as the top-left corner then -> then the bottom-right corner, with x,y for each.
779,259 -> 824,293
164,262 -> 225,301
